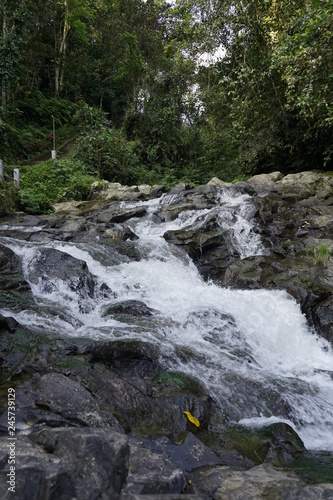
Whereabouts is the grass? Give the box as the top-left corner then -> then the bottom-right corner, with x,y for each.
307,242 -> 331,266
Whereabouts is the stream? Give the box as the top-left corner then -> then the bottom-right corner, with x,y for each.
1,188 -> 333,452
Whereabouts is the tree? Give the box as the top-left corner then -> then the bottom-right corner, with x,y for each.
52,0 -> 95,97
0,0 -> 33,110
273,0 -> 333,167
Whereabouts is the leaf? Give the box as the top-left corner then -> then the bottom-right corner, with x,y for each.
183,411 -> 200,427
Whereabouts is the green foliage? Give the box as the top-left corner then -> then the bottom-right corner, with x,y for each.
0,112 -> 26,163
0,0 -> 33,110
16,91 -> 77,127
74,104 -> 141,184
0,93 -> 77,162
1,0 -> 333,191
18,158 -> 97,214
18,188 -> 52,215
271,0 -> 333,167
0,178 -> 18,214
307,242 -> 331,265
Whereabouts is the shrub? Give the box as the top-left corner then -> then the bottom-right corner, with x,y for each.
74,104 -> 141,184
18,158 -> 97,214
18,189 -> 52,214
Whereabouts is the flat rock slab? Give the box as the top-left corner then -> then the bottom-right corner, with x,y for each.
121,443 -> 187,496
145,432 -> 222,471
191,463 -> 333,499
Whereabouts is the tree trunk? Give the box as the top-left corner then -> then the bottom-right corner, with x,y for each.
55,0 -> 70,97
1,14 -> 8,110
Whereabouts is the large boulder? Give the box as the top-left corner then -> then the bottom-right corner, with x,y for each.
0,429 -> 129,499
191,463 -> 333,499
27,247 -> 97,299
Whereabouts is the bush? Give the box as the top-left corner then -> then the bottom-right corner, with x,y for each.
18,188 -> 52,214
74,104 -> 142,184
18,158 -> 97,214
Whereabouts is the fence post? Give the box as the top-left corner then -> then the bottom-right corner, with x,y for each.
0,160 -> 3,181
13,168 -> 20,188
51,114 -> 56,159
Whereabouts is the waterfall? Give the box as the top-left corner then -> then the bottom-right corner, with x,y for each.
1,189 -> 333,452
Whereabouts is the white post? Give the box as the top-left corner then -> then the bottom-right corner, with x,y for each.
51,114 -> 56,159
13,168 -> 20,188
0,160 -> 3,181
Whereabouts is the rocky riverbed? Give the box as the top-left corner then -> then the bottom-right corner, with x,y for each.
0,171 -> 333,499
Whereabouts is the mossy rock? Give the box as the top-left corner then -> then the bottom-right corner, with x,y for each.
290,451 -> 333,484
224,424 -> 270,464
224,422 -> 305,466
151,371 -> 207,399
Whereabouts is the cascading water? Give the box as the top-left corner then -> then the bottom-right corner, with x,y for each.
1,188 -> 333,452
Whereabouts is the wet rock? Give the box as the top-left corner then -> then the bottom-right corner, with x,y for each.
96,205 -> 147,223
0,244 -> 23,274
103,300 -> 157,318
83,360 -> 211,435
89,339 -> 160,364
223,423 -> 305,466
0,245 -> 32,307
103,224 -> 139,241
89,339 -> 161,378
27,247 -> 97,298
58,217 -> 86,233
151,184 -> 167,198
156,185 -> 215,219
121,441 -> 187,496
191,463 -> 333,499
303,292 -> 333,343
0,429 -> 129,500
169,183 -> 194,194
120,496 -> 206,500
0,315 -> 18,332
203,374 -> 294,427
15,372 -> 122,430
144,432 -> 223,471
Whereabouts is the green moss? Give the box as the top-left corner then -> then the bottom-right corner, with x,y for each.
290,451 -> 333,484
224,423 -> 305,467
197,429 -> 221,449
131,425 -> 166,438
53,356 -> 89,370
225,425 -> 268,464
153,371 -> 190,388
152,371 -> 206,397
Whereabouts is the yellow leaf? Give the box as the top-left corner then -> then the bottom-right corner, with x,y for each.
183,411 -> 200,427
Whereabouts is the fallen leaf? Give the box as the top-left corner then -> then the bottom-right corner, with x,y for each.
183,411 -> 200,427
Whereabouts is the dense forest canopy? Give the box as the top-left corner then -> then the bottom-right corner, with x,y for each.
1,0 -> 332,190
